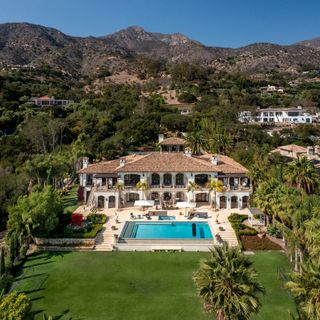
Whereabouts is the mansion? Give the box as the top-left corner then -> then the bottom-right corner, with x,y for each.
78,137 -> 252,210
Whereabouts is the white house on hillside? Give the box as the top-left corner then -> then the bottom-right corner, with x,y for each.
239,107 -> 312,124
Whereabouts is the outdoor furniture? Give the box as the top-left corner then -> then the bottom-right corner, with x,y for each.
137,214 -> 142,219
130,212 -> 136,220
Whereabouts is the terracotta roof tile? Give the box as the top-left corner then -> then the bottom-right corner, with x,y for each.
271,144 -> 307,154
79,152 -> 248,175
159,137 -> 186,145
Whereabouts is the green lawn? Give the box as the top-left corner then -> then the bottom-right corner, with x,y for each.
62,185 -> 79,214
12,251 -> 295,320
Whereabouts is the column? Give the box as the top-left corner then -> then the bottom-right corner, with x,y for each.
115,193 -> 119,209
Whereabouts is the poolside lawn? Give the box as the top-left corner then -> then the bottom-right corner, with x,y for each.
62,185 -> 79,214
12,251 -> 295,320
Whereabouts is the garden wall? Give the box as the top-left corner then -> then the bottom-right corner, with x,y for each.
34,237 -> 95,251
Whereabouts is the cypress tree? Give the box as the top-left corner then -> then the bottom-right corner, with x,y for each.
0,246 -> 5,276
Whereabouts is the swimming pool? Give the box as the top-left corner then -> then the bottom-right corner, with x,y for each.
120,221 -> 213,239
158,216 -> 175,221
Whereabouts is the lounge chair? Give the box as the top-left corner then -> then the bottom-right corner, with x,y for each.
130,212 -> 135,220
137,214 -> 142,219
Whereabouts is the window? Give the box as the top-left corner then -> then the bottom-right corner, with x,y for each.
124,174 -> 140,187
175,173 -> 184,186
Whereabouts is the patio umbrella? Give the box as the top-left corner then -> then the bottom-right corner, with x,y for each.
134,200 -> 155,211
176,201 -> 196,216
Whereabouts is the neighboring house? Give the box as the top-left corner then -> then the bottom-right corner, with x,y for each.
78,137 -> 252,210
239,107 -> 312,124
271,144 -> 320,170
31,95 -> 74,107
260,84 -> 284,93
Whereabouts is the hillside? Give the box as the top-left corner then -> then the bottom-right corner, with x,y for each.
1,22 -> 320,77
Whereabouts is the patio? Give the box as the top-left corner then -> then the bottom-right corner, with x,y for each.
85,205 -> 252,251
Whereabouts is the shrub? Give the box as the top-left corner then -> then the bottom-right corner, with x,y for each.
267,225 -> 282,238
178,92 -> 197,103
0,274 -> 14,293
86,214 -> 107,224
0,291 -> 31,320
228,213 -> 248,223
64,221 -> 93,234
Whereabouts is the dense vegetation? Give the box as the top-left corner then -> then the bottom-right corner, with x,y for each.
1,63 -> 320,318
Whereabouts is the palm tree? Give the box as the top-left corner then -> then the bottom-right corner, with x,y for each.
248,164 -> 267,191
205,178 -> 224,208
193,242 -> 265,320
187,181 -> 200,202
284,157 -> 319,194
114,182 -> 124,208
253,178 -> 281,225
136,181 -> 149,200
185,131 -> 208,155
286,257 -> 320,320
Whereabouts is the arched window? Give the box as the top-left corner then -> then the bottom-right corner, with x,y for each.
151,173 -> 160,186
175,173 -> 184,186
163,174 -> 172,186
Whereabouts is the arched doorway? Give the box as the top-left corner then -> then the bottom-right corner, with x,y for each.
176,192 -> 185,202
242,196 -> 249,208
195,193 -> 209,203
108,196 -> 115,208
151,192 -> 160,205
97,195 -> 105,209
231,196 -> 238,209
126,193 -> 139,203
220,196 -> 226,209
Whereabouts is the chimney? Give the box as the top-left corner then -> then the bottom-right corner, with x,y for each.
82,157 -> 89,169
211,155 -> 218,165
307,146 -> 314,158
158,134 -> 164,143
315,145 -> 320,155
185,148 -> 192,157
120,158 -> 126,167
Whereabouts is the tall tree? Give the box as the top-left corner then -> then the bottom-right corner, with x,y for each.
284,157 -> 319,194
193,242 -> 264,320
286,257 -> 320,320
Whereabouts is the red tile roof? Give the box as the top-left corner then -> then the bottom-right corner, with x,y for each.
159,137 -> 186,145
79,152 -> 248,175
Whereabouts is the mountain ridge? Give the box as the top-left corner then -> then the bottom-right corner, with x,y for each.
0,22 -> 320,77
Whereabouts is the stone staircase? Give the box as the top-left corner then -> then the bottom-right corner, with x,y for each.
219,229 -> 239,247
93,226 -> 115,251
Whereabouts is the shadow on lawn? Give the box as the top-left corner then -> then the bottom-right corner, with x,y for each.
28,309 -> 74,320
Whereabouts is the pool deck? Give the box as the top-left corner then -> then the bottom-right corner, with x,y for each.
91,206 -> 250,252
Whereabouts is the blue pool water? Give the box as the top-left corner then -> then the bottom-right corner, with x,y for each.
120,222 -> 213,239
158,216 -> 176,220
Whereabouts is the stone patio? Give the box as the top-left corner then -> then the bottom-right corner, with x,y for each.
89,206 -> 251,251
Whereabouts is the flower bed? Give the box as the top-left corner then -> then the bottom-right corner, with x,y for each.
228,213 -> 258,250
241,235 -> 283,251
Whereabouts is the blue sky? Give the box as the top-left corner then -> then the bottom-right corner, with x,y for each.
0,0 -> 319,48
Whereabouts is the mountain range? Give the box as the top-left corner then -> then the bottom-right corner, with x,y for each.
1,22 -> 320,77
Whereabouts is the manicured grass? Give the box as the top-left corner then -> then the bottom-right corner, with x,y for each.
12,251 -> 295,320
62,185 -> 79,214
